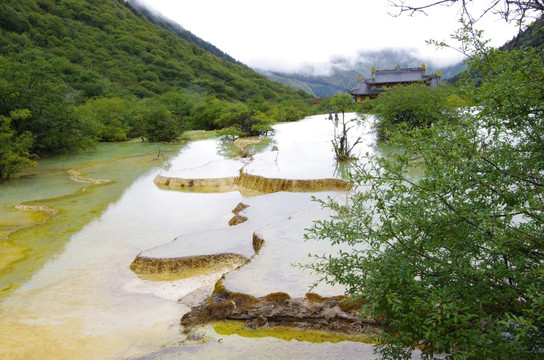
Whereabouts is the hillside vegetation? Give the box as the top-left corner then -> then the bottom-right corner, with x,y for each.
126,0 -> 243,66
0,0 -> 313,178
447,15 -> 543,85
305,5 -> 544,358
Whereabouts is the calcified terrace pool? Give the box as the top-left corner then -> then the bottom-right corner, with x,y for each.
0,114 -> 405,360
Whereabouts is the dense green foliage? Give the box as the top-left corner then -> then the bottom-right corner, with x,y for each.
370,84 -> 464,141
0,52 -> 97,154
0,0 -> 312,103
503,15 -> 544,50
0,0 -> 313,179
305,15 -> 544,360
0,112 -> 36,180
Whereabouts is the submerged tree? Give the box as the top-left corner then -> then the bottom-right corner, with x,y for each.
305,4 -> 544,360
328,93 -> 363,161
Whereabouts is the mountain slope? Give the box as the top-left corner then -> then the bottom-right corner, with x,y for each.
445,16 -> 543,85
0,0 -> 316,178
109,2 -> 465,98
0,0 -> 311,103
125,0 -> 243,66
257,49 -> 466,97
501,15 -> 544,50
257,68 -> 361,98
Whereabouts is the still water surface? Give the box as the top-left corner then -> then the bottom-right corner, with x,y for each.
0,114 -> 391,359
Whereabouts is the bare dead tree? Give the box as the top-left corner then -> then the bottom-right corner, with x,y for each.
387,0 -> 544,26
387,0 -> 543,78
331,111 -> 363,161
327,93 -> 363,161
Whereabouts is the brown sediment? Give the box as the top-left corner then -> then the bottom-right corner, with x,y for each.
67,169 -> 111,184
130,253 -> 249,277
129,203 -> 257,280
232,202 -> 249,214
147,165 -> 361,339
153,172 -> 351,194
173,224 -> 377,340
181,280 -> 378,338
228,214 -> 248,226
228,202 -> 250,226
252,232 -> 265,253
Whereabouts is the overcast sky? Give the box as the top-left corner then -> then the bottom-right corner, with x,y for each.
137,0 -> 519,72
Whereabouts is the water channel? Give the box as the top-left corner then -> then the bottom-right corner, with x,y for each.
0,114 -> 403,359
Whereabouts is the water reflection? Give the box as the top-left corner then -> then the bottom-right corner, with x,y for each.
0,114 -> 387,359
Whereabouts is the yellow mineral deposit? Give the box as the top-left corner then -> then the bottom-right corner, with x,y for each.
154,169 -> 351,194
0,114 -> 384,359
130,253 -> 249,278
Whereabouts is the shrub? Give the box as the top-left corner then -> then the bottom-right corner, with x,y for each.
371,84 -> 462,141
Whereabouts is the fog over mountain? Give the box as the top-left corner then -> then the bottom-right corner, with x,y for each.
128,0 -> 466,98
126,0 -> 243,66
256,49 -> 466,97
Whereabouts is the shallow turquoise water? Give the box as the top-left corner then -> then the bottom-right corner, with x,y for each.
0,141 -> 185,296
0,115 -> 394,360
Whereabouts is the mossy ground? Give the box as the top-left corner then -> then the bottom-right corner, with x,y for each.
213,320 -> 376,344
185,130 -> 219,141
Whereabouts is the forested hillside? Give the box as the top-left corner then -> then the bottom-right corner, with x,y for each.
503,15 -> 544,50
125,0 -> 242,66
0,0 -> 313,179
447,15 -> 543,85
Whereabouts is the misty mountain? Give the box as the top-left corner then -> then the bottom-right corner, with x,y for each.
124,2 -> 540,99
442,16 -> 543,86
256,68 -> 361,99
125,0 -> 243,66
0,0 -> 311,104
256,49 -> 466,97
125,1 -> 470,98
501,15 -> 544,51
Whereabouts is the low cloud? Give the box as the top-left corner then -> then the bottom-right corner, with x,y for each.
260,48 -> 464,77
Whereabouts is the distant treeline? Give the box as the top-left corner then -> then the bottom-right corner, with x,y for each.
0,0 -> 316,179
